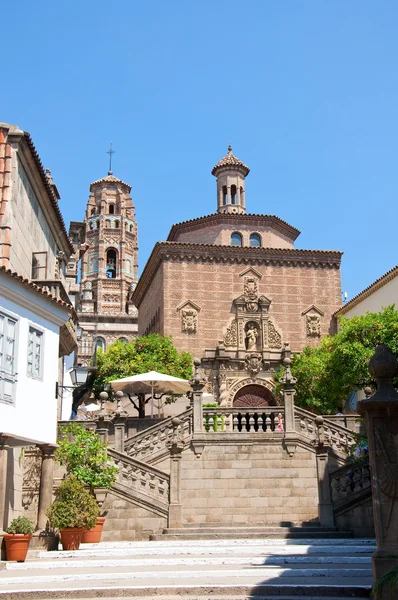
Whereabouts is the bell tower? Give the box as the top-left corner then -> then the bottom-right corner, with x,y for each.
76,170 -> 138,365
211,145 -> 250,215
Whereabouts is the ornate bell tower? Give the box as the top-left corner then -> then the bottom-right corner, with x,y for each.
212,145 -> 250,215
75,170 -> 138,365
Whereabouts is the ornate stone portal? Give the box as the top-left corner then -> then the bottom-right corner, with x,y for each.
202,275 -> 284,407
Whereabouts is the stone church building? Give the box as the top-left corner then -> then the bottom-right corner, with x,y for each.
132,146 -> 342,407
72,171 -> 139,365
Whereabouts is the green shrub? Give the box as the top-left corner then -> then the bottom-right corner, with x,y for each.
46,475 -> 99,530
56,422 -> 118,491
5,516 -> 35,535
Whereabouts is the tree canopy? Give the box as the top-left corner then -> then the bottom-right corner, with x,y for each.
276,306 -> 398,414
93,334 -> 193,417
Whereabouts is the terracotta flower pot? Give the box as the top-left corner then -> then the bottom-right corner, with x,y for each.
81,517 -> 106,544
59,527 -> 84,550
4,534 -> 32,562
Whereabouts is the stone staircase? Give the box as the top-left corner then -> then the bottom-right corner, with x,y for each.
0,537 -> 374,599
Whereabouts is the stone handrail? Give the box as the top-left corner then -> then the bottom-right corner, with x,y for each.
295,406 -> 357,457
202,407 -> 285,433
329,459 -> 371,513
124,409 -> 193,463
108,448 -> 170,516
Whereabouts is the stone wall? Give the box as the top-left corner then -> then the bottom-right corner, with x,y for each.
173,222 -> 295,249
101,493 -> 167,541
159,259 -> 341,357
180,442 -> 319,525
335,497 -> 375,538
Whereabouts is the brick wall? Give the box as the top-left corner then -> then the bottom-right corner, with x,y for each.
174,222 -> 295,249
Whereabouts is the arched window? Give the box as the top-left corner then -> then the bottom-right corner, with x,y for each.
115,220 -> 120,229
105,220 -> 110,228
94,337 -> 106,353
106,248 -> 117,278
109,204 -> 115,215
125,222 -> 128,230
89,221 -> 94,230
231,232 -> 243,247
222,185 -> 227,205
231,185 -> 237,205
129,224 -> 133,232
90,208 -> 96,216
250,233 -> 261,247
118,337 -> 128,344
96,220 -> 100,229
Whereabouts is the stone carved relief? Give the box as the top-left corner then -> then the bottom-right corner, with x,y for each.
103,294 -> 119,303
268,321 -> 282,348
306,314 -> 321,337
181,308 -> 197,333
245,353 -> 263,376
243,277 -> 259,312
224,321 -> 238,347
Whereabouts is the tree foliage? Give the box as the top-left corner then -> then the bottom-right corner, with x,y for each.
276,306 -> 398,414
93,334 -> 193,417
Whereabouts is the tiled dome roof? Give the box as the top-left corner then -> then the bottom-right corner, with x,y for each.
211,145 -> 250,176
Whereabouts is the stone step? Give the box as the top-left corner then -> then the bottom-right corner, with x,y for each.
151,530 -> 353,540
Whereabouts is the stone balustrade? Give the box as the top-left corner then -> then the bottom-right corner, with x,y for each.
295,407 -> 357,456
202,407 -> 285,433
125,409 -> 193,463
329,459 -> 371,512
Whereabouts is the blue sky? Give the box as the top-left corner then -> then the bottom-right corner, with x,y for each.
3,1 -> 398,301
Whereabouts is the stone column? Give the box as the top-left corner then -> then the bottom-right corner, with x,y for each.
95,391 -> 112,444
191,358 -> 205,433
0,435 -> 9,531
358,344 -> 398,597
37,444 -> 56,530
168,418 -> 184,528
314,416 -> 334,528
279,344 -> 297,456
112,391 -> 128,453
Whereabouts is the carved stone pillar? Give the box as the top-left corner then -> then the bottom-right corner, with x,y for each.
358,344 -> 398,597
314,417 -> 334,528
95,391 -> 112,444
168,418 -> 184,529
0,435 -> 9,531
191,359 -> 205,434
279,345 -> 297,456
37,444 -> 56,530
112,391 -> 128,453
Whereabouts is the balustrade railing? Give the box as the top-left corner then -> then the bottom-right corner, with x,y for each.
330,459 -> 371,511
295,407 -> 357,456
125,409 -> 193,462
202,407 -> 285,433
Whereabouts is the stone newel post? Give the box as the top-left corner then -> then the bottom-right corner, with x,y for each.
191,358 -> 206,434
168,418 -> 184,528
112,391 -> 128,453
358,344 -> 398,596
95,391 -> 112,444
37,444 -> 56,530
279,344 -> 297,457
314,416 -> 334,528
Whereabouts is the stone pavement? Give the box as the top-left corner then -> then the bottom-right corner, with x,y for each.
0,538 -> 374,599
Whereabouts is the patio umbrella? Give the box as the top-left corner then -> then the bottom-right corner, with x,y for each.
110,371 -> 191,418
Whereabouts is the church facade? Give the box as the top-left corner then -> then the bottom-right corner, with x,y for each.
73,172 -> 139,365
132,147 -> 342,407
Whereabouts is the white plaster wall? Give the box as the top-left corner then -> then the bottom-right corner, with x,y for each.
0,290 -> 65,445
339,276 -> 398,323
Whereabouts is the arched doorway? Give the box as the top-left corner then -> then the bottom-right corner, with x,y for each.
233,384 -> 277,407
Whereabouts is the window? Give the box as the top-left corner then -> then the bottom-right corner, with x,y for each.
118,337 -> 128,344
231,232 -> 243,247
115,220 -> 120,229
27,327 -> 43,379
222,185 -> 227,205
94,337 -> 106,352
106,248 -> 117,278
109,204 -> 115,215
231,185 -> 237,204
250,233 -> 261,247
31,252 -> 47,279
0,312 -> 17,403
129,224 -> 133,232
90,208 -> 96,216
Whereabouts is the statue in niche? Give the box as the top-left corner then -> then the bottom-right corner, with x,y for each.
245,323 -> 259,351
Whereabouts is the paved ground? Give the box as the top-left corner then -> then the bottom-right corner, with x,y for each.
0,538 -> 374,599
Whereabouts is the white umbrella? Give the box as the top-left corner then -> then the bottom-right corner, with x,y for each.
110,371 -> 191,418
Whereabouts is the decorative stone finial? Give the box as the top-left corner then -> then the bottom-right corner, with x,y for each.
228,144 -> 232,153
367,344 -> 398,402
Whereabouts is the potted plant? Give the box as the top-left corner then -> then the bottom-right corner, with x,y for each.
4,516 -> 35,562
46,475 -> 99,550
55,422 -> 118,543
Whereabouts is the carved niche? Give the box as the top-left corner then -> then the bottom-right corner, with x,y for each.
177,301 -> 201,334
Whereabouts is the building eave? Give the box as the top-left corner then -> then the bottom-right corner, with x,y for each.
167,213 -> 301,243
334,264 -> 398,317
132,242 -> 343,308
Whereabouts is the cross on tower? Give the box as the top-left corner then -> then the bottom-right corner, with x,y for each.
107,142 -> 115,175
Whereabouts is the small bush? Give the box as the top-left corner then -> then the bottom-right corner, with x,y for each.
5,516 -> 35,535
46,475 -> 99,530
